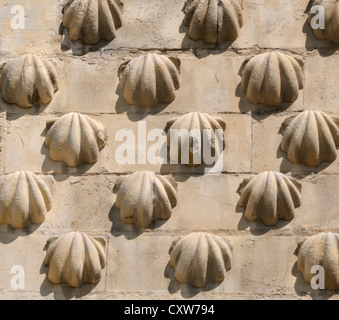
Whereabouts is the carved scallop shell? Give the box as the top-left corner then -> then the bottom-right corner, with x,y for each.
120,53 -> 181,108
308,0 -> 339,43
298,232 -> 339,290
280,111 -> 339,167
238,171 -> 302,226
0,172 -> 52,228
183,0 -> 243,44
45,112 -> 107,167
44,232 -> 106,288
0,54 -> 59,108
241,51 -> 304,107
169,232 -> 232,288
62,0 -> 123,45
166,112 -> 226,167
115,171 -> 177,228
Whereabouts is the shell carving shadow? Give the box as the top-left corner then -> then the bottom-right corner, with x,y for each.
183,0 -> 243,44
44,232 -> 106,288
166,112 -> 226,167
308,0 -> 339,43
298,232 -> 339,290
238,171 -> 302,226
115,171 -> 178,228
45,112 -> 107,167
169,232 -> 232,288
0,172 -> 52,228
120,53 -> 181,108
62,0 -> 123,45
0,54 -> 59,108
280,111 -> 339,167
241,51 -> 304,107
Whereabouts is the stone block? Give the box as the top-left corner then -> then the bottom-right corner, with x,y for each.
106,234 -> 173,293
304,53 -> 339,113
39,174 -> 117,233
156,174 -> 243,233
0,0 -> 62,56
233,0 -> 309,50
5,113 -> 251,174
0,233 -> 108,297
105,233 -> 303,298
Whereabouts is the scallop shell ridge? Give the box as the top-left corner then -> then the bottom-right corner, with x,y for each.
115,171 -> 178,228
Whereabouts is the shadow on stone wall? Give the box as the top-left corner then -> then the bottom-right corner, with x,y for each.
235,204 -> 292,236
0,225 -> 43,244
114,83 -> 170,122
235,81 -> 296,115
164,261 -> 222,299
109,203 -> 169,241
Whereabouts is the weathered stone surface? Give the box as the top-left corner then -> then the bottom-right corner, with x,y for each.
304,53 -> 339,113
106,234 -> 173,293
292,175 -> 339,230
40,174 -> 116,233
0,234 -> 49,293
229,235 -> 299,296
158,174 -> 243,232
0,0 -> 62,56
232,0 -> 310,50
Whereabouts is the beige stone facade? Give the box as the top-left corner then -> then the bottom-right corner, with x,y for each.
0,0 -> 339,299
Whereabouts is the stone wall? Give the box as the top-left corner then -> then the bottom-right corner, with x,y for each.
0,0 -> 338,300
